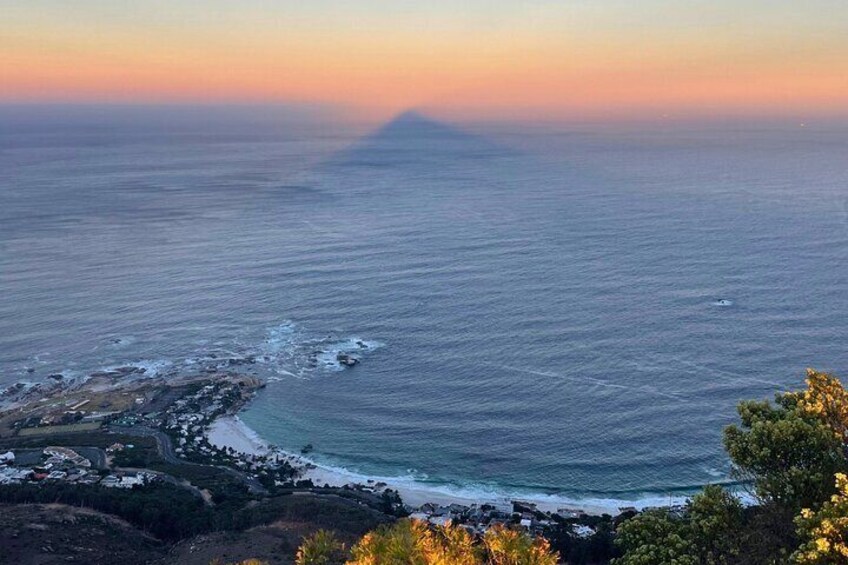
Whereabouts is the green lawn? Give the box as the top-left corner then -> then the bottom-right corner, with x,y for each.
17,422 -> 103,436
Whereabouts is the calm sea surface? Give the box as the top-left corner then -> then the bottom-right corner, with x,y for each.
2,110 -> 847,505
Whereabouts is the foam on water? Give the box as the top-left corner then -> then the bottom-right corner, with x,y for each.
262,321 -> 299,355
4,319 -> 382,394
314,337 -> 384,371
116,359 -> 172,376
241,414 -> 701,514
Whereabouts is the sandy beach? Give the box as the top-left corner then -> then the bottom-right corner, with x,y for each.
206,415 -> 686,516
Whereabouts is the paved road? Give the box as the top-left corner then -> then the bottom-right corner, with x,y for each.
71,446 -> 107,469
110,425 -> 268,495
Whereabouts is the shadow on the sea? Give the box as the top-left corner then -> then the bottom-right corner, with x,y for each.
322,110 -> 517,170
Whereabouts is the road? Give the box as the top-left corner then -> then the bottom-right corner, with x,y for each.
110,425 -> 268,495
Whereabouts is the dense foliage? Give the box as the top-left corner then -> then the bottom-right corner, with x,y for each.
546,514 -> 620,564
724,394 -> 844,513
294,519 -> 559,565
615,369 -> 848,564
0,481 -> 388,547
0,482 -> 215,541
794,473 -> 848,563
614,486 -> 743,565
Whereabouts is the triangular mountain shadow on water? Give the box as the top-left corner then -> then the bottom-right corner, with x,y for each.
327,110 -> 514,169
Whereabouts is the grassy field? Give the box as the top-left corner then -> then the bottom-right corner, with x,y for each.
17,421 -> 103,436
0,429 -> 157,450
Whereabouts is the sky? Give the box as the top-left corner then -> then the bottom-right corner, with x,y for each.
2,1 -> 847,120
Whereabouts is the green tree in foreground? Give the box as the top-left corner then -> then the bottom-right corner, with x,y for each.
686,485 -> 745,564
613,485 -> 743,565
612,508 -> 694,565
724,389 -> 845,513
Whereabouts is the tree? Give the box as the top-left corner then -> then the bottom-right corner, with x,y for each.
687,485 -> 744,564
723,393 -> 845,513
792,369 -> 848,442
793,473 -> 848,564
612,509 -> 695,565
613,486 -> 745,565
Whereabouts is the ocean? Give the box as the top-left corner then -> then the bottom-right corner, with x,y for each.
2,108 -> 847,508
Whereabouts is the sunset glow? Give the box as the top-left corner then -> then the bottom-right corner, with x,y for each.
2,1 -> 847,119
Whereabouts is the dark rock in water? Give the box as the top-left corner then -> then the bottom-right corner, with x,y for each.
47,374 -> 64,381
227,356 -> 258,366
115,366 -> 145,375
89,366 -> 146,379
1,383 -> 27,397
301,443 -> 313,454
336,353 -> 359,367
26,368 -> 35,374
356,340 -> 367,348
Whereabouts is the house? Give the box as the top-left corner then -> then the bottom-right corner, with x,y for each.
572,525 -> 595,538
557,508 -> 588,519
0,467 -> 33,484
44,446 -> 91,467
101,475 -> 120,487
102,472 -> 151,489
106,443 -> 125,453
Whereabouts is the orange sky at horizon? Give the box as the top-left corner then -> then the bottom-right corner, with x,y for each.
2,1 -> 847,120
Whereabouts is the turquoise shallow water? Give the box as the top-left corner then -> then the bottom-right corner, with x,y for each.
2,110 -> 848,505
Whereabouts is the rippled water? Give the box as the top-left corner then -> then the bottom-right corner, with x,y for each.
2,110 -> 847,505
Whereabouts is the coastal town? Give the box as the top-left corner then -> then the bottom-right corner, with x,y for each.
0,367 -> 639,558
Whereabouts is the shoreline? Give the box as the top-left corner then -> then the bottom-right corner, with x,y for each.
2,364 -> 701,518
206,414 -> 692,516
